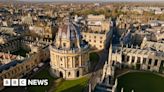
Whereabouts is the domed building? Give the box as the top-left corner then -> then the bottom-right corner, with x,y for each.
50,19 -> 90,79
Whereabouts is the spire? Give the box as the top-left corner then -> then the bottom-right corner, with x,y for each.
121,88 -> 124,92
108,37 -> 113,65
131,89 -> 134,92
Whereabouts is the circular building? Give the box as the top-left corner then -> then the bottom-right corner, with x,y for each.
50,19 -> 90,79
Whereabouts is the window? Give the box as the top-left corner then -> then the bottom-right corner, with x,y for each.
122,55 -> 125,62
63,43 -> 66,47
149,59 -> 152,65
137,57 -> 141,64
94,36 -> 96,38
60,63 -> 63,67
132,56 -> 135,63
100,41 -> 102,43
154,59 -> 158,66
100,37 -> 103,39
143,58 -> 146,64
68,72 -> 71,77
127,56 -> 129,61
75,61 -> 79,67
72,43 -> 75,48
148,66 -> 150,70
94,40 -> 96,43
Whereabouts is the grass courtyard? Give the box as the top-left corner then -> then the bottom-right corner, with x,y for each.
117,72 -> 164,92
55,76 -> 89,92
89,52 -> 99,67
89,52 -> 99,63
28,67 -> 89,92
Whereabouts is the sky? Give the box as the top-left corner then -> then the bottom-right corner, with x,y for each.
17,0 -> 164,2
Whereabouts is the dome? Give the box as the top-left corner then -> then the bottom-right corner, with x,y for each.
57,21 -> 81,40
55,19 -> 87,49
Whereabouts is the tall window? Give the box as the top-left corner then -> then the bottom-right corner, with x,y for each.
154,59 -> 158,66
72,43 -> 75,48
122,55 -> 125,62
143,58 -> 146,64
132,56 -> 135,63
149,59 -> 152,65
137,57 -> 141,64
127,56 -> 130,62
68,72 -> 71,77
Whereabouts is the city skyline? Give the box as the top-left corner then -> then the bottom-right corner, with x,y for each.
16,0 -> 164,2
0,1 -> 164,92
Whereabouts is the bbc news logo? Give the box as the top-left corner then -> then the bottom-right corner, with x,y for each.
3,79 -> 48,86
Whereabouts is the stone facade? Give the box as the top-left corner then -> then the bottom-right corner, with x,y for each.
82,32 -> 106,50
50,19 -> 90,79
81,14 -> 111,50
111,40 -> 164,72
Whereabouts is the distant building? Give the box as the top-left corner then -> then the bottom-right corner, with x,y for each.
82,14 -> 111,50
0,36 -> 50,90
21,14 -> 33,25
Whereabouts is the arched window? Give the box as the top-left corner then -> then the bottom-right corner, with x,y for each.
76,71 -> 79,77
68,72 -> 71,77
59,71 -> 63,78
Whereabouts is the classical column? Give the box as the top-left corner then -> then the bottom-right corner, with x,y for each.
79,55 -> 82,67
73,57 -> 75,68
66,57 -> 68,68
121,88 -> 124,92
140,57 -> 143,64
128,55 -> 132,64
64,56 -> 66,68
72,57 -> 74,68
145,58 -> 149,70
134,56 -> 137,64
146,58 -> 148,65
57,55 -> 59,67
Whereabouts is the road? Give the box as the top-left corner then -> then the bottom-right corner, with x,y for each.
88,19 -> 117,91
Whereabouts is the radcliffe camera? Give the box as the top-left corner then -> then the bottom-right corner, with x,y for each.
0,0 -> 164,92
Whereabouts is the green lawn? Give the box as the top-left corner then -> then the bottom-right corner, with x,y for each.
11,48 -> 29,57
28,68 -> 56,92
89,52 -> 99,64
55,76 -> 89,92
117,72 -> 164,92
